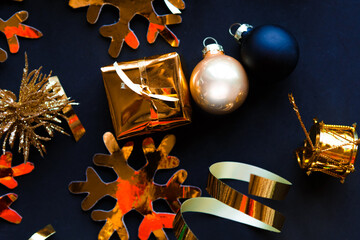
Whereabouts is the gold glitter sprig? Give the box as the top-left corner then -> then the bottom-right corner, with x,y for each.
0,55 -> 72,162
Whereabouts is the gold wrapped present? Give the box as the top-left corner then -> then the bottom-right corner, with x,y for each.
101,52 -> 191,140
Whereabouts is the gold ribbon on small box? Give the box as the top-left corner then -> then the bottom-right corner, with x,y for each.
173,162 -> 292,239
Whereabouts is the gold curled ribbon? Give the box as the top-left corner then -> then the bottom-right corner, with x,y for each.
28,224 -> 55,240
173,162 -> 292,239
48,76 -> 86,142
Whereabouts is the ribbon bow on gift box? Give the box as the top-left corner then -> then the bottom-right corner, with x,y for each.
114,61 -> 179,103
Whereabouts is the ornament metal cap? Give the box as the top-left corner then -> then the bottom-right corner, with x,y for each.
202,37 -> 224,56
229,23 -> 254,41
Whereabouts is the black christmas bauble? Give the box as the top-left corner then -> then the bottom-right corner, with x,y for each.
236,24 -> 299,80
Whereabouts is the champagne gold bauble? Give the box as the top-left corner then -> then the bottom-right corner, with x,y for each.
190,37 -> 249,114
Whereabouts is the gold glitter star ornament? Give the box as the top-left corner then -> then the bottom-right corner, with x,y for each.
0,55 -> 85,162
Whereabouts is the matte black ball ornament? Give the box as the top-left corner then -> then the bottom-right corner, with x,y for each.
229,23 -> 299,80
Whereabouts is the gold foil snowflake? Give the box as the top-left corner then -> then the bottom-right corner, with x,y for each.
69,0 -> 185,58
69,132 -> 200,240
0,55 -> 71,162
0,10 -> 42,62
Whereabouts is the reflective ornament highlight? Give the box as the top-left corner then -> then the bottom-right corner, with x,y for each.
69,132 -> 200,240
230,23 -> 299,80
69,0 -> 185,58
289,94 -> 358,183
190,37 -> 248,114
0,11 -> 42,62
173,162 -> 292,239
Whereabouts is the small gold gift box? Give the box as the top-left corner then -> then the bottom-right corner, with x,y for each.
289,94 -> 358,183
101,52 -> 191,140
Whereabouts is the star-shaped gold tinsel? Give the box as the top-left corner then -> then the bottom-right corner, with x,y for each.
0,55 -> 72,162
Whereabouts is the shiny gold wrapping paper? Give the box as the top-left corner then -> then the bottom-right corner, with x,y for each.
102,52 -> 191,140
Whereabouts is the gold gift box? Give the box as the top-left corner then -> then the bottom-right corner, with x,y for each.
101,52 -> 191,140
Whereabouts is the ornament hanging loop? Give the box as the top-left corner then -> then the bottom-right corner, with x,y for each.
203,37 -> 218,47
229,23 -> 242,36
202,37 -> 224,55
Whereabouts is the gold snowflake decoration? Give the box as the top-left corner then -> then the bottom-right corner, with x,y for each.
69,132 -> 200,240
0,55 -> 72,162
0,10 -> 42,62
69,0 -> 185,58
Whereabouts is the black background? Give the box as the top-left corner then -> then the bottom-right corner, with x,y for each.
1,0 -> 360,239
